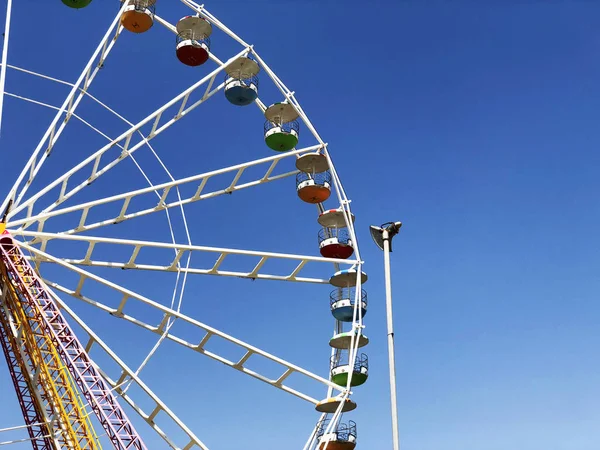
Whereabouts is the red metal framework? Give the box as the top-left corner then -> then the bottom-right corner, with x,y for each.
0,234 -> 147,450
0,300 -> 54,450
0,248 -> 101,450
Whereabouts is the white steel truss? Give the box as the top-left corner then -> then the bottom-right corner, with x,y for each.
44,288 -> 210,450
13,240 -> 346,403
8,145 -> 322,234
11,231 -> 356,284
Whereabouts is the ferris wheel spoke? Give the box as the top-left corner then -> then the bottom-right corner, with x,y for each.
1,3 -> 129,216
2,68 -> 195,287
3,92 -> 145,157
7,144 -> 321,234
14,231 -> 356,284
28,264 -> 346,406
44,277 -> 342,405
8,46 -> 251,222
10,241 -> 346,402
44,288 -> 211,450
3,63 -> 195,153
2,92 -> 192,260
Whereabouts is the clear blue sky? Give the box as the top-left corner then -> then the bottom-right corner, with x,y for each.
1,1 -> 600,449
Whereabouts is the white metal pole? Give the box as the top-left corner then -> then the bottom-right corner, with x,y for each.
0,0 -> 13,135
383,229 -> 400,450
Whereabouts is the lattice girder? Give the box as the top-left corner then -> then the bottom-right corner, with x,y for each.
0,236 -> 147,450
0,296 -> 55,450
13,231 -> 357,285
7,145 -> 322,235
10,239 -> 347,403
0,254 -> 101,450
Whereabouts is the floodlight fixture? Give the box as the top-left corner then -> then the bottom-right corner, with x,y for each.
370,221 -> 402,251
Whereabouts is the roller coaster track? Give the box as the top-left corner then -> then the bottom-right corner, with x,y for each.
0,233 -> 146,450
0,238 -> 101,449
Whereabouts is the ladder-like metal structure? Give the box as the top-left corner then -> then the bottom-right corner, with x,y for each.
0,233 -> 147,450
0,302 -> 54,450
1,247 -> 101,450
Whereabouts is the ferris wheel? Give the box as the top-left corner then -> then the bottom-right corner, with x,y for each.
0,1 -> 373,449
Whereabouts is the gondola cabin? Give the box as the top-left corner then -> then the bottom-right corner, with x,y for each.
317,207 -> 355,257
331,353 -> 369,387
319,434 -> 356,450
120,0 -> 156,34
319,227 -> 354,259
295,152 -> 331,204
264,102 -> 299,151
317,420 -> 357,450
224,56 -> 260,106
330,288 -> 367,322
175,15 -> 212,66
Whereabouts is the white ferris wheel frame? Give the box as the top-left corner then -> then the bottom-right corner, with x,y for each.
0,1 -> 369,449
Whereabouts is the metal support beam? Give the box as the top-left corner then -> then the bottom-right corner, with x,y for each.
0,236 -> 147,450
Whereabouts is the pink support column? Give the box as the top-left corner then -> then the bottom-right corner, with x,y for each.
0,300 -> 54,450
0,234 -> 147,450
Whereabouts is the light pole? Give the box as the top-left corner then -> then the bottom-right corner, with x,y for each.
370,221 -> 402,450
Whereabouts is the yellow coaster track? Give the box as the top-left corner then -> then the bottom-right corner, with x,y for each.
0,251 -> 102,450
